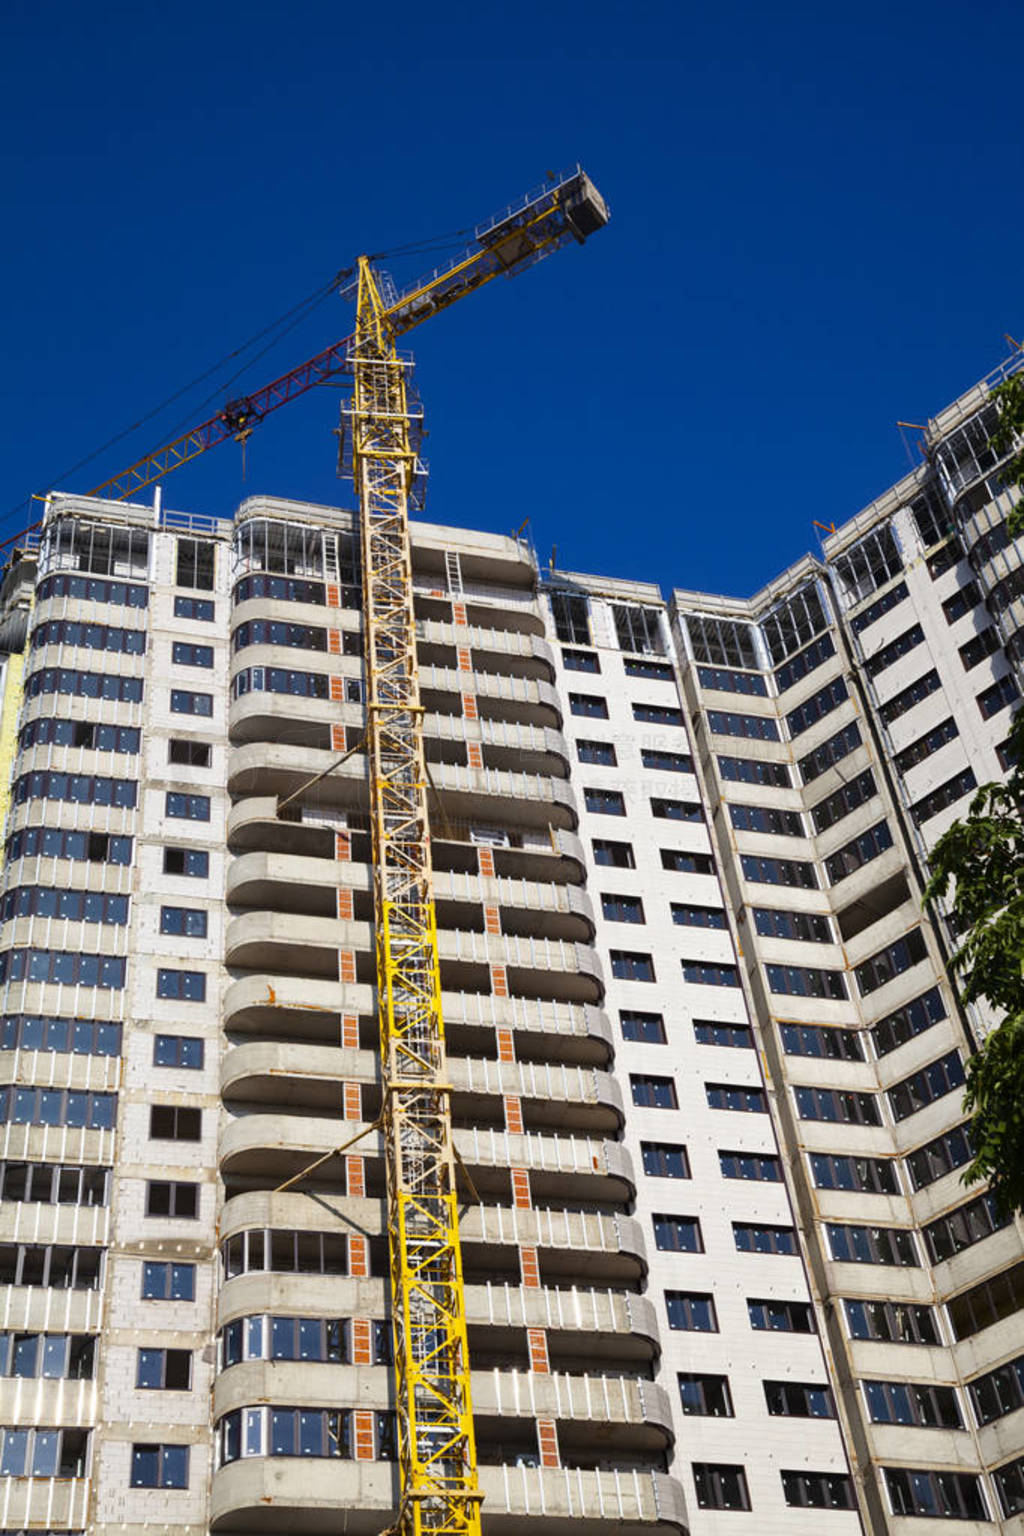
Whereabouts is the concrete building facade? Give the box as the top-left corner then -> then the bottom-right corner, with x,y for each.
0,350 -> 1023,1535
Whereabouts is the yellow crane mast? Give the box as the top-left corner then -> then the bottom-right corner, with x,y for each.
32,167 -> 609,1536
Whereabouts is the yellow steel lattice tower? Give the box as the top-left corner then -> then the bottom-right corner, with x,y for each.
350,256 -> 481,1536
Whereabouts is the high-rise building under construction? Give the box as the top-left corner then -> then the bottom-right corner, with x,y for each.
0,348 -> 1023,1536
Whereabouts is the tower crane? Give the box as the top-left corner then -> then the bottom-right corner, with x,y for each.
21,167 -> 609,1536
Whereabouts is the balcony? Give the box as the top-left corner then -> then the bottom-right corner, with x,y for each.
415,618 -> 556,683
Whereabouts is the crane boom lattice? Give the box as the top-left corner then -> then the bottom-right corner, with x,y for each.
350,255 -> 481,1536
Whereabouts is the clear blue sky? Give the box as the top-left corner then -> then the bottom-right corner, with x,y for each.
3,0 -> 1022,596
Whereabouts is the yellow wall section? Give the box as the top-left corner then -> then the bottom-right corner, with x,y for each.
0,646 -> 26,830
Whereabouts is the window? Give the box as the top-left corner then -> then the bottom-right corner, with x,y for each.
233,619 -> 329,652
692,1463 -> 750,1512
0,886 -> 129,926
131,1442 -> 189,1489
561,648 -> 599,672
136,1348 -> 192,1390
681,961 -> 740,988
0,950 -> 126,989
630,1074 -> 676,1108
141,1262 -> 196,1300
978,673 -> 1020,720
584,787 -> 625,815
850,579 -> 909,634
730,803 -> 803,836
665,1291 -> 717,1331
651,797 -> 702,821
833,525 -> 903,604
811,1154 -> 898,1194
0,1244 -> 102,1290
959,625 -> 1000,670
171,641 -> 214,669
149,1106 -> 201,1142
601,893 -> 644,924
717,754 -> 790,787
706,1082 -> 766,1113
222,1228 -> 350,1278
156,970 -> 207,1002
160,906 -> 209,938
888,1050 -> 965,1121
146,1182 -> 198,1219
625,656 -> 675,681
782,1472 -> 854,1511
0,1161 -> 109,1207
942,581 -> 981,623
679,1373 -> 733,1417
611,951 -> 656,982
0,1088 -> 116,1131
707,709 -> 779,741
798,720 -> 862,783
550,590 -> 590,644
632,702 -> 684,727
994,1456 -> 1024,1520
5,827 -> 132,867
786,677 -> 848,738
824,820 -> 893,884
871,986 -> 946,1056
998,734 -> 1019,771
810,769 -> 877,833
569,693 -> 608,719
780,1023 -> 863,1059
653,1214 -> 702,1252
697,665 -> 767,696
910,767 -> 978,826
218,1315 -> 390,1369
577,739 -> 616,766
795,1087 -> 879,1125
686,613 -> 759,669
661,848 -> 715,874
754,908 -> 831,942
0,1331 -> 95,1380
879,669 -> 942,724
641,1142 -> 689,1178
763,582 -> 830,662
764,1380 -> 835,1418
923,1192 -> 1009,1263
748,1298 -> 815,1333
854,929 -> 927,995
163,847 -> 209,878
671,902 -> 726,929
170,689 -> 213,716
733,1223 -> 797,1255
31,618 -> 146,655
826,1223 -> 918,1266
883,1468 -> 986,1521
694,1020 -> 753,1048
165,792 -> 210,821
231,666 -> 333,701
844,1299 -> 938,1346
24,667 -> 143,704
0,1425 -> 90,1478
741,854 -> 817,888
174,595 -> 215,621
13,770 -> 137,810
968,1353 -> 1024,1425
620,1011 -> 665,1043
1,1019 -> 122,1056
612,603 -> 664,654
767,964 -> 848,1000
168,738 -> 211,767
233,573 -> 326,608
19,717 -> 140,754
719,1151 -> 781,1181
154,1035 -> 204,1070
949,1259 -> 1024,1342
906,1123 -> 974,1191
774,633 -> 836,692
37,570 -> 148,607
176,537 -> 215,590
865,623 -> 924,678
592,839 -> 635,868
642,748 -> 693,773
894,716 -> 959,774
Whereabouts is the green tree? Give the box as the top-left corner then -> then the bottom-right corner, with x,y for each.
924,372 -> 1024,1215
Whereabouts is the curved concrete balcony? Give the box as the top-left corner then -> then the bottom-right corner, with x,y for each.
227,796 -> 341,857
0,1045 -> 120,1095
231,595 -> 361,634
218,1112 -> 633,1205
1,853 -> 133,905
420,666 -> 562,728
467,1283 -> 659,1368
0,1477 -> 90,1532
0,1122 -> 115,1169
229,691 -> 362,748
219,1191 -> 647,1286
5,798 -> 136,843
0,1372 -> 95,1425
0,1196 -> 109,1252
410,527 -> 537,591
25,641 -> 145,687
222,970 -> 357,1036
225,910 -> 357,977
220,1038 -> 621,1134
13,741 -> 144,784
20,689 -> 144,732
0,1285 -> 102,1338
416,618 -> 556,682
428,711 -> 570,777
211,1456 -> 687,1535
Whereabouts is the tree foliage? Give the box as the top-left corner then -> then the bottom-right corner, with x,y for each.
924,376 -> 1024,1215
